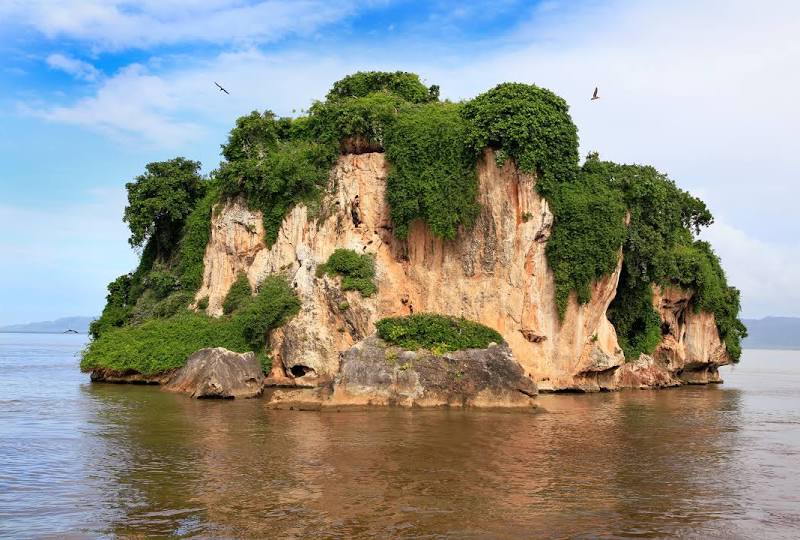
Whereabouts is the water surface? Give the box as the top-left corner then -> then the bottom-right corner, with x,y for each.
1,333 -> 799,538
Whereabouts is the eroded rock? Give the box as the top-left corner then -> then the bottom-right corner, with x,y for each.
164,348 -> 263,399
326,336 -> 537,408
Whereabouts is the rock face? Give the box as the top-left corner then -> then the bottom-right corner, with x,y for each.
195,150 -> 730,393
164,348 -> 264,399
328,336 -> 537,408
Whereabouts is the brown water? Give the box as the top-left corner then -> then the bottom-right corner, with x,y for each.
1,334 -> 799,539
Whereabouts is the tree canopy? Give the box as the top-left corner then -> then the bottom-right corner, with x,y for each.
123,157 -> 206,253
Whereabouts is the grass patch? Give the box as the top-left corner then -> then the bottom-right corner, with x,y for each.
375,314 -> 503,353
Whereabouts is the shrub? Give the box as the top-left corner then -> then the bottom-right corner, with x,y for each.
235,276 -> 301,349
222,272 -> 252,314
197,296 -> 209,311
81,276 -> 301,375
176,182 -> 220,291
80,312 -> 254,375
461,82 -> 579,186
317,249 -> 377,296
152,290 -> 195,319
144,269 -> 178,299
384,102 -> 480,239
326,71 -> 438,104
375,314 -> 503,353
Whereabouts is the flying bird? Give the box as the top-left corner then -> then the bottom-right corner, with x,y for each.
591,87 -> 599,100
215,82 -> 230,95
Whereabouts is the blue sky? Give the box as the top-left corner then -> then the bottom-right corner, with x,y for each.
1,0 -> 799,325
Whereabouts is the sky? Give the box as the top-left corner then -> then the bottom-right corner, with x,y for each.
0,0 -> 798,325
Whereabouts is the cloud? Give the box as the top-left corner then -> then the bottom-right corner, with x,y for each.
46,52 -> 100,81
702,220 -> 800,318
0,0 -> 362,51
9,0 -> 800,317
33,63 -> 206,148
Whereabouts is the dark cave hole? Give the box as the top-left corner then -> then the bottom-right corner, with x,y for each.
290,365 -> 315,378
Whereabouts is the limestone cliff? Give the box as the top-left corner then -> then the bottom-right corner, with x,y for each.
195,150 -> 729,392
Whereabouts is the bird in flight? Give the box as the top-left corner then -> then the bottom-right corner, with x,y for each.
591,87 -> 599,100
215,82 -> 230,95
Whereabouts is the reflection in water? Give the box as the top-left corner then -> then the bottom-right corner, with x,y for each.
79,385 -> 749,539
2,336 -> 799,539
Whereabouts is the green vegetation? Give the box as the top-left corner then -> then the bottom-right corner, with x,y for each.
88,70 -> 744,370
176,182 -> 220,291
82,276 -> 299,375
81,312 -> 253,376
326,71 -> 439,104
385,103 -> 480,239
584,157 -> 747,361
234,276 -> 301,350
375,314 -> 503,353
222,272 -> 252,314
217,112 -> 338,245
123,158 -> 207,253
317,248 -> 377,296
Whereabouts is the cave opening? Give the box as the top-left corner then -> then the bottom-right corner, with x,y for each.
290,364 -> 315,378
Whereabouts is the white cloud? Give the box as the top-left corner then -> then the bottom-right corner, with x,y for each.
46,52 -> 100,81
12,0 -> 800,316
0,0 -> 361,51
35,63 -> 206,148
702,221 -> 800,318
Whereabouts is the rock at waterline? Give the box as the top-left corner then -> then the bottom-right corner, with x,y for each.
164,347 -> 263,399
327,336 -> 537,408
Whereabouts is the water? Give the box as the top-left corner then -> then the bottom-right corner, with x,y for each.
1,333 -> 799,539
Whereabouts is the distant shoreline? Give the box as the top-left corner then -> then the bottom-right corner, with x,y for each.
0,331 -> 88,335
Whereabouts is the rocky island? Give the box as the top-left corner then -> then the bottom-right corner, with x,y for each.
80,71 -> 746,407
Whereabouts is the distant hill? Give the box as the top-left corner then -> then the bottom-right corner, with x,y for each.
742,317 -> 800,350
0,316 -> 94,334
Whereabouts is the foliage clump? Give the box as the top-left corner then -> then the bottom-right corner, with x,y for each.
222,272 -> 253,314
385,103 -> 480,239
375,314 -> 503,354
317,248 -> 377,296
583,157 -> 748,361
235,275 -> 301,350
123,157 -> 207,252
82,275 -> 299,375
326,71 -> 439,104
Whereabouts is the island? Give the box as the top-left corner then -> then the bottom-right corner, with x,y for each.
80,71 -> 746,407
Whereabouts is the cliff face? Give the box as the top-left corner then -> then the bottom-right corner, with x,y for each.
195,150 -> 729,392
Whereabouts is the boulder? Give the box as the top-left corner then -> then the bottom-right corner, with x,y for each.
164,348 -> 263,399
327,336 -> 537,408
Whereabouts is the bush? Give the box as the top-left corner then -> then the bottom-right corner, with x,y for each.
222,272 -> 252,314
152,290 -> 195,319
197,296 -> 209,311
317,248 -> 377,296
80,312 -> 254,375
235,275 -> 301,349
375,314 -> 503,353
461,83 -> 579,186
144,269 -> 178,299
384,102 -> 480,239
81,276 -> 300,375
326,71 -> 438,104
176,182 -> 220,291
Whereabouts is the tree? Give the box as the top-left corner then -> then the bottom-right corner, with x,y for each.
123,158 -> 206,253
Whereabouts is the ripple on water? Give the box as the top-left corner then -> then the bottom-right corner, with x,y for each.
1,335 -> 800,539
